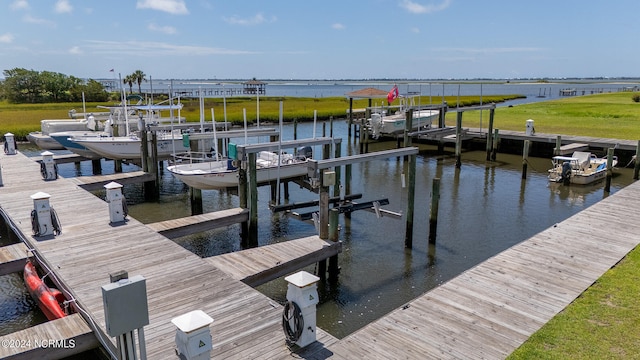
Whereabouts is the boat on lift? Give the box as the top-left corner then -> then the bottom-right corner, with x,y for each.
366,96 -> 439,138
167,146 -> 313,189
547,151 -> 618,185
69,102 -> 189,160
23,260 -> 67,321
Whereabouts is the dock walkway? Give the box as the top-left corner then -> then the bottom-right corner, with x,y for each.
329,180 -> 640,359
0,314 -> 99,359
207,235 -> 341,287
0,150 -> 337,359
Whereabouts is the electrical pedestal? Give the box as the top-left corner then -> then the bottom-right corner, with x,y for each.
284,271 -> 320,348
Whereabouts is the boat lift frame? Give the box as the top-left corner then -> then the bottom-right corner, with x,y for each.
235,137 -> 343,247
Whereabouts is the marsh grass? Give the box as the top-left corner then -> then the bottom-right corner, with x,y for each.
0,95 -> 521,140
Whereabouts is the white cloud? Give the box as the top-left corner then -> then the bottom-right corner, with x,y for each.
54,0 -> 72,13
400,0 -> 452,14
332,23 -> 345,30
148,23 -> 177,35
69,46 -> 82,54
85,40 -> 254,56
10,0 -> 29,10
136,0 -> 188,15
23,14 -> 56,27
0,33 -> 15,43
435,47 -> 543,54
224,13 -> 275,26
411,27 -> 420,33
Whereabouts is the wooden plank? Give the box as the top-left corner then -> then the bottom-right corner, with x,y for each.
0,313 -> 99,360
206,236 -> 342,287
67,171 -> 155,190
146,208 -> 248,239
0,243 -> 30,276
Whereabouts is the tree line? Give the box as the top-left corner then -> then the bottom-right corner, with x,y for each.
0,68 -> 147,104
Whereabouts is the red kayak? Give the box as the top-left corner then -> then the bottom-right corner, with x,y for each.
23,260 -> 67,320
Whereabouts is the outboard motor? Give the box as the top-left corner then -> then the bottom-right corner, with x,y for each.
296,146 -> 313,161
561,161 -> 572,185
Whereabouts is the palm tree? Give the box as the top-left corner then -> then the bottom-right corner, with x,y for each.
123,75 -> 134,94
132,70 -> 146,94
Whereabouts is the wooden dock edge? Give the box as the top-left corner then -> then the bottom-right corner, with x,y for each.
146,208 -> 249,239
0,243 -> 30,276
0,313 -> 99,360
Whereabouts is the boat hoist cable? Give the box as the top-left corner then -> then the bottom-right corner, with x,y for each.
282,300 -> 304,347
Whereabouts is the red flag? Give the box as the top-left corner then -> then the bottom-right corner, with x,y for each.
387,84 -> 399,104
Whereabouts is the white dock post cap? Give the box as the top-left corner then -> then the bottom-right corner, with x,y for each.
171,310 -> 213,333
285,271 -> 320,288
41,151 -> 54,156
4,132 -> 13,136
30,191 -> 51,200
104,181 -> 123,190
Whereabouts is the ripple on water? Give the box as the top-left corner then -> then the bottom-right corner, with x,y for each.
0,273 -> 47,336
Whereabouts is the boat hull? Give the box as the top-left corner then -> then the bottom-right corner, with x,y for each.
168,160 -> 309,189
370,110 -> 439,137
49,131 -> 104,159
23,261 -> 66,321
72,136 -> 190,160
27,132 -> 66,150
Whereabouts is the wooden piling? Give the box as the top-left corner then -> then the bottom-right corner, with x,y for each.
491,129 -> 499,161
248,152 -> 258,247
91,159 -> 102,175
522,140 -> 530,179
429,178 -> 440,245
348,98 -> 353,137
455,111 -> 463,168
328,208 -> 339,282
333,143 -> 342,198
238,161 -> 249,246
634,140 -> 640,180
190,187 -> 203,215
485,106 -> 495,161
555,136 -> 562,156
405,153 -> 416,249
605,147 -> 614,193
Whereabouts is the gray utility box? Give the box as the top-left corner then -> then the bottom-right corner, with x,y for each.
101,275 -> 149,337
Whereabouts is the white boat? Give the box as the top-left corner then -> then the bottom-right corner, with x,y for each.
167,147 -> 312,189
548,151 -> 618,185
367,96 -> 439,138
71,130 -> 190,160
68,102 -> 188,160
48,131 -> 106,159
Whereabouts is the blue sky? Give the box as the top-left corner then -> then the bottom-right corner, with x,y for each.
1,0 -> 639,80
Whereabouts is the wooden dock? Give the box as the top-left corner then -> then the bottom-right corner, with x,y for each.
0,243 -> 29,276
0,313 -> 99,359
329,179 -> 640,359
207,235 -> 341,287
67,170 -> 155,190
3,144 -> 640,358
146,208 -> 249,239
0,150 -> 338,359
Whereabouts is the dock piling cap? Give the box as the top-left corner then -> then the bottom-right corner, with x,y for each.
30,191 -> 51,200
285,271 -> 320,288
41,151 -> 54,156
171,310 -> 213,333
104,181 -> 123,190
